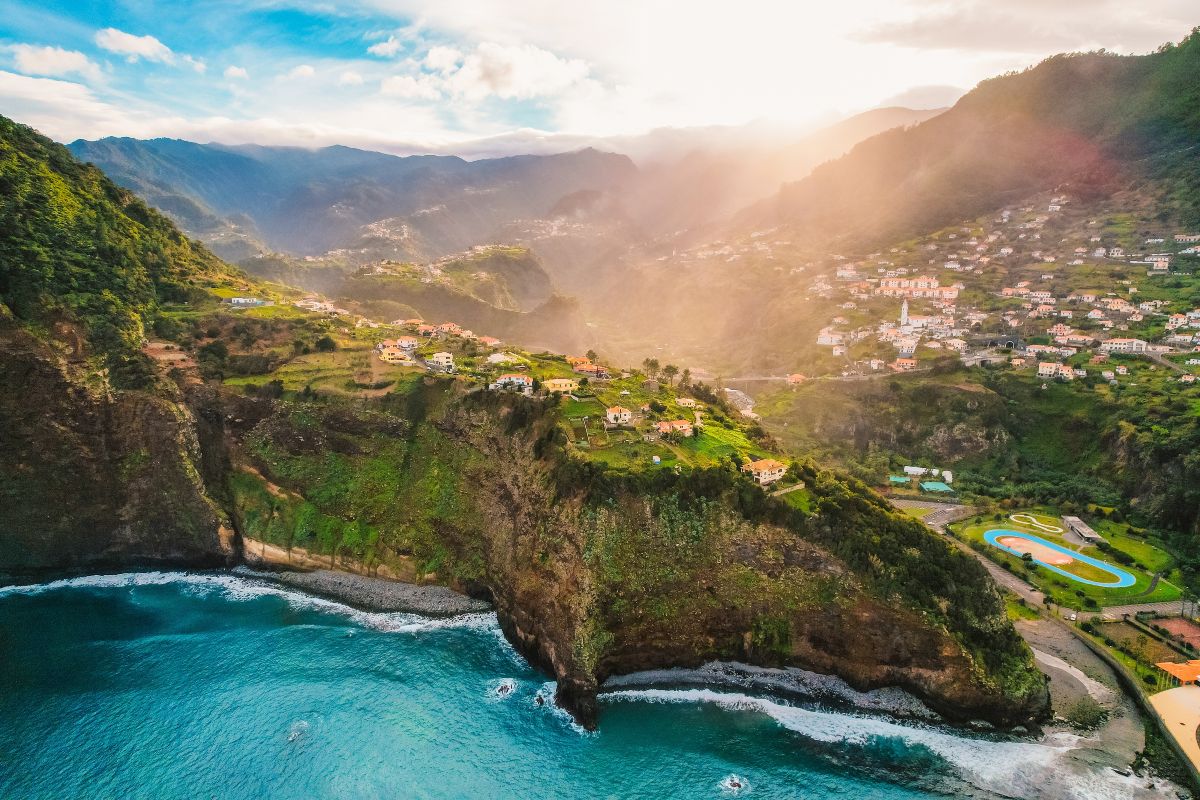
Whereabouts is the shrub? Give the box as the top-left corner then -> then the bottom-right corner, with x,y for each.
1064,697 -> 1107,729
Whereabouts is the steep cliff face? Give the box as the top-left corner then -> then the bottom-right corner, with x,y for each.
0,312 -> 233,573
219,385 -> 1048,729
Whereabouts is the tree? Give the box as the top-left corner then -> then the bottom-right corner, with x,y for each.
662,364 -> 679,385
642,358 -> 660,378
680,368 -> 691,387
585,349 -> 599,362
315,335 -> 337,352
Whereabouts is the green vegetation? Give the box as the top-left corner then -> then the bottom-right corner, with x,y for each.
0,115 -> 237,386
951,510 -> 1181,607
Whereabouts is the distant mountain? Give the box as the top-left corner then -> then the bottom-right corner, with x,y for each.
621,107 -> 944,238
744,30 -> 1200,249
66,138 -> 637,260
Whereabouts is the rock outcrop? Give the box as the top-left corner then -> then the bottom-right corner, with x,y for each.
0,316 -> 233,573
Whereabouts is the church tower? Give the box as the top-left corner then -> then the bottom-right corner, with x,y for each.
900,298 -> 909,327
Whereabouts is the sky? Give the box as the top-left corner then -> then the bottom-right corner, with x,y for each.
0,0 -> 1195,155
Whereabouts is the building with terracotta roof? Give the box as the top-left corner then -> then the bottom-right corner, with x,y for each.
606,406 -> 632,425
742,458 -> 787,485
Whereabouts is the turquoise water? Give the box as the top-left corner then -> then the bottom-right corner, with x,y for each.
0,573 -> 1162,799
983,530 -> 1137,587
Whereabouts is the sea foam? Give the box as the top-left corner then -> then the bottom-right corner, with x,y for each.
0,571 -> 499,635
603,688 -> 1179,800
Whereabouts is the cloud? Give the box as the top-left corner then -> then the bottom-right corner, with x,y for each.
224,65 -> 249,80
94,28 -> 174,64
380,73 -> 439,99
284,64 -> 316,80
0,69 -> 455,151
442,42 -> 588,101
339,70 -> 365,85
9,44 -> 102,83
423,45 -> 462,73
183,55 -> 206,74
368,35 -> 403,57
879,84 -> 965,109
856,0 -> 1194,54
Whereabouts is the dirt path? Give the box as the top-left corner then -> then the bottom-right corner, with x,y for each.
1017,619 -> 1147,770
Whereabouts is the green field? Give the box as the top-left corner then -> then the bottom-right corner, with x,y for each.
951,509 -> 1182,608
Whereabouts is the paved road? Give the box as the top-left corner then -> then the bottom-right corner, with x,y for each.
1101,600 -> 1193,620
894,497 -> 1195,618
891,499 -> 1047,606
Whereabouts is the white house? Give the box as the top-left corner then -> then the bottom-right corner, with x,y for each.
491,373 -> 533,392
606,406 -> 633,425
1100,338 -> 1148,354
428,352 -> 455,371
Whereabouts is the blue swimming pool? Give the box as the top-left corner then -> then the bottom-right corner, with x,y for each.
983,529 -> 1137,588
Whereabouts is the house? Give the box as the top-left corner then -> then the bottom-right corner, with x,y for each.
816,328 -> 845,346
437,322 -> 463,335
786,373 -> 807,385
491,373 -> 533,392
677,398 -> 697,408
566,356 -> 591,367
1037,362 -> 1059,378
655,419 -> 694,437
742,458 -> 787,486
890,357 -> 917,371
1100,338 -> 1148,354
606,406 -> 633,425
428,352 -> 455,371
478,336 -> 502,348
1181,374 -> 1197,384
1116,365 -> 1129,375
574,363 -> 610,379
543,378 -> 578,393
1011,357 -> 1027,367
378,349 -> 415,365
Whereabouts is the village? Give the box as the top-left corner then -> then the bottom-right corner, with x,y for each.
790,193 -> 1200,388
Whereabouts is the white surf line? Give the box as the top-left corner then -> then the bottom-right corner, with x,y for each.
1032,648 -> 1113,704
0,571 -> 501,635
604,687 -> 1179,800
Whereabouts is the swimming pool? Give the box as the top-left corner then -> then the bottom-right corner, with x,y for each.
983,529 -> 1136,588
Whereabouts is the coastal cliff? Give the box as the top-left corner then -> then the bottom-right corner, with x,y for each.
0,312 -> 233,572
0,111 -> 1048,731
212,383 -> 1049,729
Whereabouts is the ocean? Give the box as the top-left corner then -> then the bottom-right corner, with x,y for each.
0,572 -> 1174,799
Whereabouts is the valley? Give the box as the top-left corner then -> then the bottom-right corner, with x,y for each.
4,16 -> 1200,799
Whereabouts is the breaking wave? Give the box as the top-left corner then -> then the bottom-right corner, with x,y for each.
603,688 -> 1178,800
0,571 -> 499,635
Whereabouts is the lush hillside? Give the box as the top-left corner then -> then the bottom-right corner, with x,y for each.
753,29 -> 1200,248
68,138 -> 638,260
1,113 -> 1048,729
0,115 -> 235,386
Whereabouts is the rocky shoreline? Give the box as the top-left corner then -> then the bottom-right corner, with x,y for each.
233,566 -> 492,617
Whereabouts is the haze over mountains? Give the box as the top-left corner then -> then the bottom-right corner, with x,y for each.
61,32 -> 1200,373
67,107 -> 939,263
